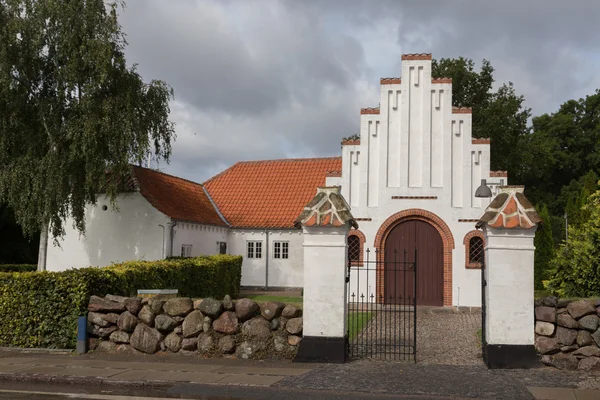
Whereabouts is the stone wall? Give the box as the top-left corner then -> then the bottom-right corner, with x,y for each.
535,296 -> 600,372
87,294 -> 303,360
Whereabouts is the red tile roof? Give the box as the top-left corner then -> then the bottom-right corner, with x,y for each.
131,166 -> 227,227
203,157 -> 342,229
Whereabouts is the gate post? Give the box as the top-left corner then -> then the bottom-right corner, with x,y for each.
293,186 -> 356,363
477,186 -> 541,369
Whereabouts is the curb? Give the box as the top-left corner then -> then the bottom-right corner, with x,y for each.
0,372 -> 172,390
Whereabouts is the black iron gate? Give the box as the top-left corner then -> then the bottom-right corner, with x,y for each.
346,248 -> 417,361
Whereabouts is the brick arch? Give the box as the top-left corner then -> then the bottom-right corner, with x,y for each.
464,230 -> 485,269
374,209 -> 455,307
347,228 -> 367,266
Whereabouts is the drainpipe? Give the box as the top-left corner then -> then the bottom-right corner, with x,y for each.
264,229 -> 269,291
158,224 -> 165,259
165,220 -> 177,258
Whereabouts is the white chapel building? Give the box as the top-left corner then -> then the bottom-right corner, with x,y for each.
43,54 -> 508,307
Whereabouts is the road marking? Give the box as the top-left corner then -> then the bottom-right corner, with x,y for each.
0,389 -> 196,400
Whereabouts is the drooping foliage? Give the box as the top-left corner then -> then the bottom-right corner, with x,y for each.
0,0 -> 175,240
534,204 -> 554,290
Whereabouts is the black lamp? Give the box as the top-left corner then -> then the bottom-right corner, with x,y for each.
475,179 -> 492,198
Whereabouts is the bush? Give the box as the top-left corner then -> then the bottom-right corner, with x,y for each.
0,264 -> 37,273
0,255 -> 242,349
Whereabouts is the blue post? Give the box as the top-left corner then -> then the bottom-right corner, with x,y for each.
77,316 -> 87,354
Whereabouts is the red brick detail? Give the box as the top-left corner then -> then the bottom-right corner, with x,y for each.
392,196 -> 437,200
361,107 -> 380,115
402,53 -> 432,61
381,78 -> 401,85
472,138 -> 491,144
432,78 -> 452,84
355,218 -> 372,221
452,107 -> 472,114
326,170 -> 342,177
373,209 -> 455,307
341,139 -> 360,146
490,170 -> 508,178
458,219 -> 479,223
463,230 -> 485,269
347,229 -> 367,267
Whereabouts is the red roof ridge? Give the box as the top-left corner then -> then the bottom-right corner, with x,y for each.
236,156 -> 342,165
402,53 -> 432,60
133,164 -> 205,188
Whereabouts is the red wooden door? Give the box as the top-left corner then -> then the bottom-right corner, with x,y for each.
384,220 -> 443,306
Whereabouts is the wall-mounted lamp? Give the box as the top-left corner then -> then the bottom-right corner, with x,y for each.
475,179 -> 492,198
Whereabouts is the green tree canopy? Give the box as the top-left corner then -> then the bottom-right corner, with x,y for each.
431,57 -> 531,172
534,204 -> 554,290
0,0 -> 175,239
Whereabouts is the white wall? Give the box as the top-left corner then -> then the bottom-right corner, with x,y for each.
46,193 -> 170,271
227,229 -> 304,288
172,222 -> 228,257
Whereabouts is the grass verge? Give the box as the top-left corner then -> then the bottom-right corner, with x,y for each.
348,311 -> 373,341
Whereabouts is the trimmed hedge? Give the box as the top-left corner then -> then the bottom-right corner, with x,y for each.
0,264 -> 37,273
0,255 -> 242,349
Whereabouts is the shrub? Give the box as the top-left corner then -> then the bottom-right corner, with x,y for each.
0,264 -> 37,273
0,255 -> 242,349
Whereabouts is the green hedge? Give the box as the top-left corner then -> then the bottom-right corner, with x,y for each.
0,255 -> 242,349
0,264 -> 37,273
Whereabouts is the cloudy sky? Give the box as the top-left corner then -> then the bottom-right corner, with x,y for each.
118,0 -> 600,182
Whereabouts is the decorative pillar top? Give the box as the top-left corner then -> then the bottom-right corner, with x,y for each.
476,186 -> 542,230
294,186 -> 357,229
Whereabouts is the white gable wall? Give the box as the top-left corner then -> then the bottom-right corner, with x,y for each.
46,193 -> 170,271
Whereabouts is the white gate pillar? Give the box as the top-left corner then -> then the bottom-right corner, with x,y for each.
293,186 -> 356,363
477,186 -> 541,368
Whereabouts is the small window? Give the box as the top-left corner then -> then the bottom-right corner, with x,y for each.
348,235 -> 360,263
469,237 -> 484,266
274,241 -> 289,259
217,241 -> 227,255
181,244 -> 192,258
247,241 -> 262,259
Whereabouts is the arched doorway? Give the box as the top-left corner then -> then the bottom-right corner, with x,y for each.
385,220 -> 444,306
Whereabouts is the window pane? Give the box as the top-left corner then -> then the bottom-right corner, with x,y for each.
282,242 -> 289,259
274,242 -> 281,259
256,242 -> 262,259
181,246 -> 185,257
348,235 -> 360,262
247,242 -> 254,258
469,237 -> 484,264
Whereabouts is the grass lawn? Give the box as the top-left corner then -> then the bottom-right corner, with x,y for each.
244,294 -> 303,308
347,311 -> 373,341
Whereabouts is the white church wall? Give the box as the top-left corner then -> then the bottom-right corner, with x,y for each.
172,222 -> 228,257
228,229 -> 304,288
46,193 -> 169,271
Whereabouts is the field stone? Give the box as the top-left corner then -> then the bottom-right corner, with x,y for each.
535,321 -> 555,336
556,326 -> 578,346
551,353 -> 579,371
138,305 -> 156,326
288,335 -> 302,346
212,311 -> 238,334
574,346 -> 600,357
242,318 -> 271,339
174,326 -> 182,334
286,318 -> 303,335
557,308 -> 568,314
577,330 -> 593,347
163,297 -> 193,317
155,314 -> 178,332
542,296 -> 558,307
579,315 -> 599,332
557,313 -> 579,329
235,341 -> 263,360
97,326 -> 118,338
218,336 -> 236,354
540,355 -> 552,366
535,336 -> 560,355
181,338 -> 197,351
593,329 -> 600,347
164,332 -> 182,353
182,310 -> 204,338
141,297 -> 149,305
117,311 -> 139,333
105,294 -> 129,304
270,318 -> 280,331
274,335 -> 287,352
125,297 -> 143,315
104,313 -> 120,324
223,295 -> 234,311
95,340 -> 117,353
88,312 -> 112,328
198,298 -> 223,319
557,298 -> 572,308
579,357 -> 600,372
203,316 -> 212,333
260,301 -> 285,321
197,333 -> 214,354
535,306 -> 556,323
561,345 -> 579,353
130,324 -> 163,354
88,338 -> 100,351
109,330 -> 130,344
282,305 -> 300,318
149,297 -> 167,314
88,295 -> 126,313
567,300 -> 596,319
235,298 -> 259,322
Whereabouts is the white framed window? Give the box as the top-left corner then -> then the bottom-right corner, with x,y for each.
181,244 -> 192,258
247,241 -> 262,259
273,241 -> 289,259
217,241 -> 227,254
